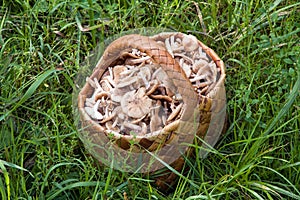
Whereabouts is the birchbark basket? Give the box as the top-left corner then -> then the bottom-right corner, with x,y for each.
77,32 -> 226,190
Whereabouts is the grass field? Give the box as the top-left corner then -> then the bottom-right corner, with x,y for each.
0,0 -> 299,199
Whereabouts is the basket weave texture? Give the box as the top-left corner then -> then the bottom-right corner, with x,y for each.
77,32 -> 226,190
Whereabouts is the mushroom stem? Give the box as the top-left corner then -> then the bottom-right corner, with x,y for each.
167,103 -> 183,122
149,94 -> 173,102
123,121 -> 142,132
146,81 -> 159,96
95,91 -> 111,101
150,102 -> 162,133
100,111 -> 117,123
126,56 -> 151,65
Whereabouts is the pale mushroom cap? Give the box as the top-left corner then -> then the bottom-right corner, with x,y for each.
116,76 -> 138,88
182,34 -> 199,52
192,59 -> 209,72
113,65 -> 127,82
120,88 -> 153,119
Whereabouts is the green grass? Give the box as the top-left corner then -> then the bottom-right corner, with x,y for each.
0,0 -> 299,199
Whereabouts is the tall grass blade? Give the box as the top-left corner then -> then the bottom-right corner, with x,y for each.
47,181 -> 104,200
243,64 -> 300,163
0,159 -> 34,178
0,161 -> 10,200
0,69 -> 57,121
39,162 -> 80,198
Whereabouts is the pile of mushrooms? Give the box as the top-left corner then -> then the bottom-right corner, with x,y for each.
83,33 -> 220,147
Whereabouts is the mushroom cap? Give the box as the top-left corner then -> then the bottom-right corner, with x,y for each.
182,34 -> 199,52
138,65 -> 152,80
111,88 -> 127,103
116,76 -> 138,88
84,106 -> 103,120
192,59 -> 209,73
120,87 -> 152,119
113,65 -> 127,83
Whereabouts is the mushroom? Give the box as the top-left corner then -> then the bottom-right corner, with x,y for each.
85,97 -> 95,107
86,77 -> 104,100
112,116 -> 118,128
181,61 -> 192,78
139,122 -> 148,136
170,35 -> 175,47
125,56 -> 151,65
137,65 -> 152,88
150,102 -> 163,133
165,37 -> 174,58
93,78 -> 102,91
146,80 -> 159,95
149,94 -> 173,102
198,47 -> 210,61
173,93 -> 183,101
119,65 -> 139,76
170,36 -> 184,53
100,80 -> 111,91
182,34 -> 199,52
100,106 -> 121,123
190,74 -> 209,83
113,65 -> 127,83
174,53 -> 194,65
208,61 -> 218,80
167,103 -> 183,122
123,121 -> 142,132
86,77 -> 97,88
105,121 -> 120,132
192,59 -> 209,73
120,51 -> 140,60
131,48 -> 140,56
111,88 -> 127,103
120,87 -> 153,119
156,41 -> 165,47
130,114 -> 147,124
95,91 -> 110,101
152,68 -> 176,96
85,99 -> 103,120
195,61 -> 217,83
116,76 -> 138,88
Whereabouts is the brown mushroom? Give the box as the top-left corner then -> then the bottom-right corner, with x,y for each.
95,91 -> 110,101
137,65 -> 153,87
152,68 -> 176,96
123,121 -> 142,132
146,80 -> 159,96
182,34 -> 199,52
116,76 -> 138,88
111,88 -> 127,103
150,102 -> 163,133
167,103 -> 183,122
105,121 -> 120,132
120,87 -> 153,119
113,65 -> 127,83
149,94 -> 173,102
192,59 -> 209,73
